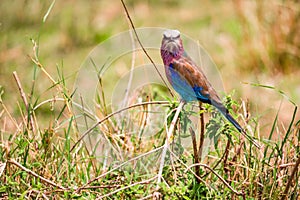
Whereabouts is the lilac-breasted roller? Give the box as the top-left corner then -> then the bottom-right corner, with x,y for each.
160,29 -> 259,148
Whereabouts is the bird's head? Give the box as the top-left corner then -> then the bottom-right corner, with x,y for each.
161,29 -> 184,64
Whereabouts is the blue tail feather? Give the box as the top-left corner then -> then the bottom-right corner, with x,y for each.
225,112 -> 243,133
212,101 -> 243,133
213,101 -> 261,148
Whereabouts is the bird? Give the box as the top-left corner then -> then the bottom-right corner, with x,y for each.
160,29 -> 260,148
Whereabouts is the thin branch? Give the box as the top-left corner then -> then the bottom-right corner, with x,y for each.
139,193 -> 160,200
156,100 -> 185,189
122,18 -> 136,109
189,127 -> 201,183
96,176 -> 157,199
120,0 -> 173,97
185,163 -> 244,196
8,159 -> 66,190
223,136 -> 232,180
281,155 -> 300,200
201,139 -> 231,178
77,185 -> 121,189
76,146 -> 163,192
168,148 -> 209,188
278,163 -> 296,168
0,100 -> 22,133
12,72 -> 29,111
13,71 -> 35,132
198,102 -> 205,161
70,101 -> 169,152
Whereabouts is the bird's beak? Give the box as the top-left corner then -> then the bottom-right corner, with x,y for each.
164,40 -> 180,54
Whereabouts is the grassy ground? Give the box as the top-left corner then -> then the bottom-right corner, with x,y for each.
0,0 -> 299,199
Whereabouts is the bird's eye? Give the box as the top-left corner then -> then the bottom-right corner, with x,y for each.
173,34 -> 180,39
163,31 -> 171,39
172,30 -> 180,38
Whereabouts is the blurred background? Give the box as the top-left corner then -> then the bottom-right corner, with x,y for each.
0,0 -> 299,136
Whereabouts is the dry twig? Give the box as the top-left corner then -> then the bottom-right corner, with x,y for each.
8,159 -> 66,190
156,100 -> 185,188
70,101 -> 169,152
12,71 -> 35,132
119,0 -> 173,97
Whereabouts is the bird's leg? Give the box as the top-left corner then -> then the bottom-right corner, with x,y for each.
198,102 -> 205,161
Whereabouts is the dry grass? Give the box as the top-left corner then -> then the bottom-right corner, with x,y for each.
0,0 -> 299,199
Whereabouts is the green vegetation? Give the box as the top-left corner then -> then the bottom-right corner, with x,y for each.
0,0 -> 299,199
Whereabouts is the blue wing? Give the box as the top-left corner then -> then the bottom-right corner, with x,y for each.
166,56 -> 215,104
166,63 -> 198,102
